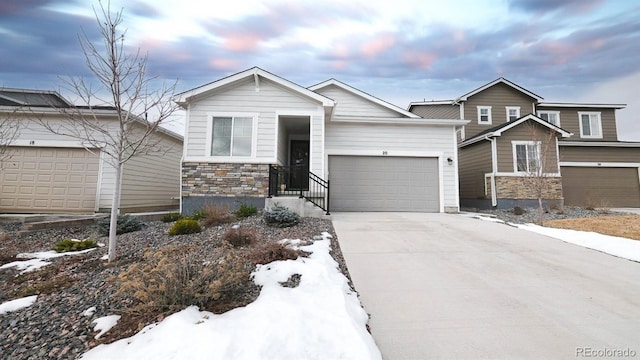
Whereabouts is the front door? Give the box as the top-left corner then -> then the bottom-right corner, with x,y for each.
289,140 -> 309,190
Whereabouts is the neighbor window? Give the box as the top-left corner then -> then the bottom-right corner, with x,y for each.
211,116 -> 253,156
579,112 -> 602,139
477,106 -> 492,124
506,106 -> 520,122
538,111 -> 561,126
513,141 -> 540,173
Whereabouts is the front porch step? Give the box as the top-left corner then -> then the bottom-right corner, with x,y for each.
265,197 -> 330,219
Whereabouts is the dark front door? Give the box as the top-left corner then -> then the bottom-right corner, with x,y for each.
289,140 -> 309,190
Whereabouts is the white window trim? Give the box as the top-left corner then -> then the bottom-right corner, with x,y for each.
578,111 -> 602,139
537,110 -> 561,127
512,140 -> 541,173
206,112 -> 259,159
506,106 -> 520,122
477,106 -> 492,124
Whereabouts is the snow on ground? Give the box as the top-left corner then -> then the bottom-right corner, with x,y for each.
515,224 -> 640,262
0,246 -> 98,274
80,233 -> 381,360
469,214 -> 640,262
92,315 -> 121,339
0,295 -> 38,315
83,306 -> 97,317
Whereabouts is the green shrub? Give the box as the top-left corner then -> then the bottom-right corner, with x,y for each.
97,215 -> 143,236
53,238 -> 98,253
168,219 -> 202,236
263,204 -> 299,228
162,212 -> 183,223
235,203 -> 258,219
202,204 -> 234,227
222,227 -> 256,248
189,210 -> 206,221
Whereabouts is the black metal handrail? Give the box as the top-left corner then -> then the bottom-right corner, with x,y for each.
268,164 -> 330,215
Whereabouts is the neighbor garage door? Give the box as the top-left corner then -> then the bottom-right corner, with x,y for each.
561,166 -> 640,207
0,147 -> 100,213
329,155 -> 439,212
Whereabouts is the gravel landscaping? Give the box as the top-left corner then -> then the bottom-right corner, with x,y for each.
467,206 -> 629,224
0,215 -> 345,360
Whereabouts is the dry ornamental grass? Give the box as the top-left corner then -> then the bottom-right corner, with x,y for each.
545,215 -> 640,241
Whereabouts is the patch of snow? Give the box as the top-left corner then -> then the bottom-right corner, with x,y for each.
83,306 -> 97,317
515,224 -> 640,262
0,295 -> 38,315
80,232 -> 381,360
100,254 -> 108,260
1,248 -> 97,274
92,315 -> 121,339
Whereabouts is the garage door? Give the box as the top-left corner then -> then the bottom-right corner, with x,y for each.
561,166 -> 640,207
329,155 -> 439,212
0,147 -> 99,213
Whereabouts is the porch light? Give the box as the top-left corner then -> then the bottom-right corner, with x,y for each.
447,157 -> 454,165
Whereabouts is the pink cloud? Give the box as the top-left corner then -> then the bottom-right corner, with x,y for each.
209,58 -> 240,71
332,60 -> 349,70
403,51 -> 437,70
360,35 -> 396,59
223,33 -> 261,52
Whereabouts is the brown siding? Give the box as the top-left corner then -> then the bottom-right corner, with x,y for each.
458,141 -> 492,198
463,83 -> 537,139
540,107 -> 619,141
495,121 -> 559,173
411,104 -> 460,119
561,167 -> 640,207
559,146 -> 640,163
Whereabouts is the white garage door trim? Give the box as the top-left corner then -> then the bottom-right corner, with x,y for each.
326,150 -> 445,212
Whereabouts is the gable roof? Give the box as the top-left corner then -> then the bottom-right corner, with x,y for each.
308,78 -> 420,118
459,113 -> 572,147
0,88 -> 71,107
456,77 -> 544,102
174,67 -> 335,108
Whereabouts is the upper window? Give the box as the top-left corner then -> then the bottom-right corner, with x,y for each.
538,111 -> 561,126
477,106 -> 492,124
210,116 -> 254,156
578,112 -> 602,139
513,141 -> 540,173
506,106 -> 520,122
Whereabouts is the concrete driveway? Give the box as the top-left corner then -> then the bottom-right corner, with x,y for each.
332,212 -> 640,359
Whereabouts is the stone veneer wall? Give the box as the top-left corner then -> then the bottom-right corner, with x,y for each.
486,176 -> 563,200
182,162 -> 270,198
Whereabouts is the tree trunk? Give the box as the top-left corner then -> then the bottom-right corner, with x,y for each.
537,196 -> 544,226
107,162 -> 123,262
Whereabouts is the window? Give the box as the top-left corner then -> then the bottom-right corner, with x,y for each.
477,106 -> 492,124
538,111 -> 561,126
579,112 -> 602,139
211,116 -> 253,156
513,141 -> 540,173
506,106 -> 520,122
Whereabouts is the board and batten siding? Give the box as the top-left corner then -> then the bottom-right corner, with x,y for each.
539,107 -> 619,142
410,104 -> 460,119
495,123 -> 559,173
185,77 -> 324,162
324,121 -> 459,210
314,84 -> 399,118
463,83 -> 537,139
458,141 -> 492,199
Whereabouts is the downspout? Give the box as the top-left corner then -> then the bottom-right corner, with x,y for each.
487,136 -> 498,207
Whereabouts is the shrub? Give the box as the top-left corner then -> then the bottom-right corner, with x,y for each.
162,213 -> 183,223
168,219 -> 202,236
97,215 -> 143,236
249,242 -> 302,266
202,203 -> 234,227
235,203 -> 258,219
189,210 -> 206,221
0,230 -> 10,242
513,206 -> 525,216
53,238 -> 98,253
222,227 -> 256,248
263,204 -> 299,228
114,245 -> 250,313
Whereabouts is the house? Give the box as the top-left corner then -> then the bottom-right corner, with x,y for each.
175,67 -> 467,214
409,78 -> 640,209
0,88 -> 183,214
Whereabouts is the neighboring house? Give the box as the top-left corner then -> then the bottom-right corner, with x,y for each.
0,88 -> 183,214
175,67 -> 467,214
409,78 -> 640,208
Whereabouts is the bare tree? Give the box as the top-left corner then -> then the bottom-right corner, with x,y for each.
518,120 -> 562,225
39,1 -> 178,262
0,108 -> 22,168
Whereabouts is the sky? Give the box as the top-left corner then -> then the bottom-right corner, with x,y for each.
1,0 -> 639,140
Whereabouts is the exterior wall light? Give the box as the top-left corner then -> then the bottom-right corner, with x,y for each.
447,157 -> 454,165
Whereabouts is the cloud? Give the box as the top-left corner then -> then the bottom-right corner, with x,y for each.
508,0 -> 605,14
